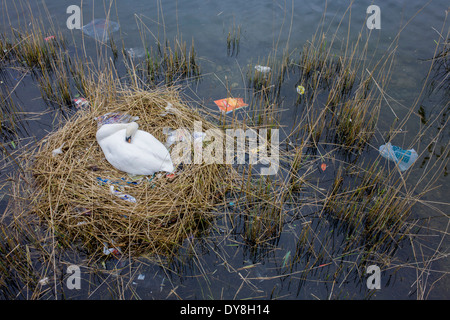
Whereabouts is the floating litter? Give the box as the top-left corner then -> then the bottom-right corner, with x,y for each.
296,85 -> 305,95
214,98 -> 248,114
126,47 -> 147,59
137,274 -> 145,280
254,65 -> 271,73
320,163 -> 327,171
82,19 -> 119,42
379,142 -> 418,172
44,35 -> 55,42
72,97 -> 89,108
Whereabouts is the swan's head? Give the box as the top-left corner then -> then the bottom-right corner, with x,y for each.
125,122 -> 139,143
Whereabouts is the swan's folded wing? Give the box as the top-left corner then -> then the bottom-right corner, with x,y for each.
133,131 -> 173,162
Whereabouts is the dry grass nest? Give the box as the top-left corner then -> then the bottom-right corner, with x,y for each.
27,85 -> 235,257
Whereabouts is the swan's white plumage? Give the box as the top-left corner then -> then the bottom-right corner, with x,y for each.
96,122 -> 174,175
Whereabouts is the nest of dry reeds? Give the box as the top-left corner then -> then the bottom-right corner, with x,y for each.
28,85 -> 233,257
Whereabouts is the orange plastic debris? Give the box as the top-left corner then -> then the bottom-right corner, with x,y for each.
214,98 -> 248,114
320,163 -> 327,171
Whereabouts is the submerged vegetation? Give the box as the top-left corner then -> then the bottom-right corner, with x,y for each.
226,21 -> 241,57
0,0 -> 448,300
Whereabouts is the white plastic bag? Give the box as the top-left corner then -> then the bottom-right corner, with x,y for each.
82,19 -> 119,42
254,65 -> 271,73
379,142 -> 418,171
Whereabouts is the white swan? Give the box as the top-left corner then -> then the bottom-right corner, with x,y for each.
96,122 -> 174,175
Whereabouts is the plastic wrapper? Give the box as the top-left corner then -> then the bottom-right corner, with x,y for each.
379,142 -> 418,171
94,112 -> 139,128
82,19 -> 119,42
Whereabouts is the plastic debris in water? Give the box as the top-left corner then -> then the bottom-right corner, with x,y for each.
110,185 -> 137,203
137,274 -> 145,280
254,65 -> 271,73
320,163 -> 327,171
44,35 -> 55,42
72,97 -> 89,108
214,98 -> 248,114
82,19 -> 119,42
52,142 -> 65,157
296,85 -> 305,95
126,47 -> 146,59
94,112 -> 139,127
282,251 -> 291,268
379,142 -> 418,172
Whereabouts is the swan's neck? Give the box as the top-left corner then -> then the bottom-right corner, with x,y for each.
125,122 -> 139,142
96,123 -> 130,142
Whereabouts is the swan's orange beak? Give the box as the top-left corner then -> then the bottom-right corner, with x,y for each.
126,136 -> 131,143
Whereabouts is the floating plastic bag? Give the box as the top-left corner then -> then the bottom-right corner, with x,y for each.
254,65 -> 271,73
82,19 -> 119,42
94,112 -> 139,127
126,47 -> 146,59
379,142 -> 418,171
